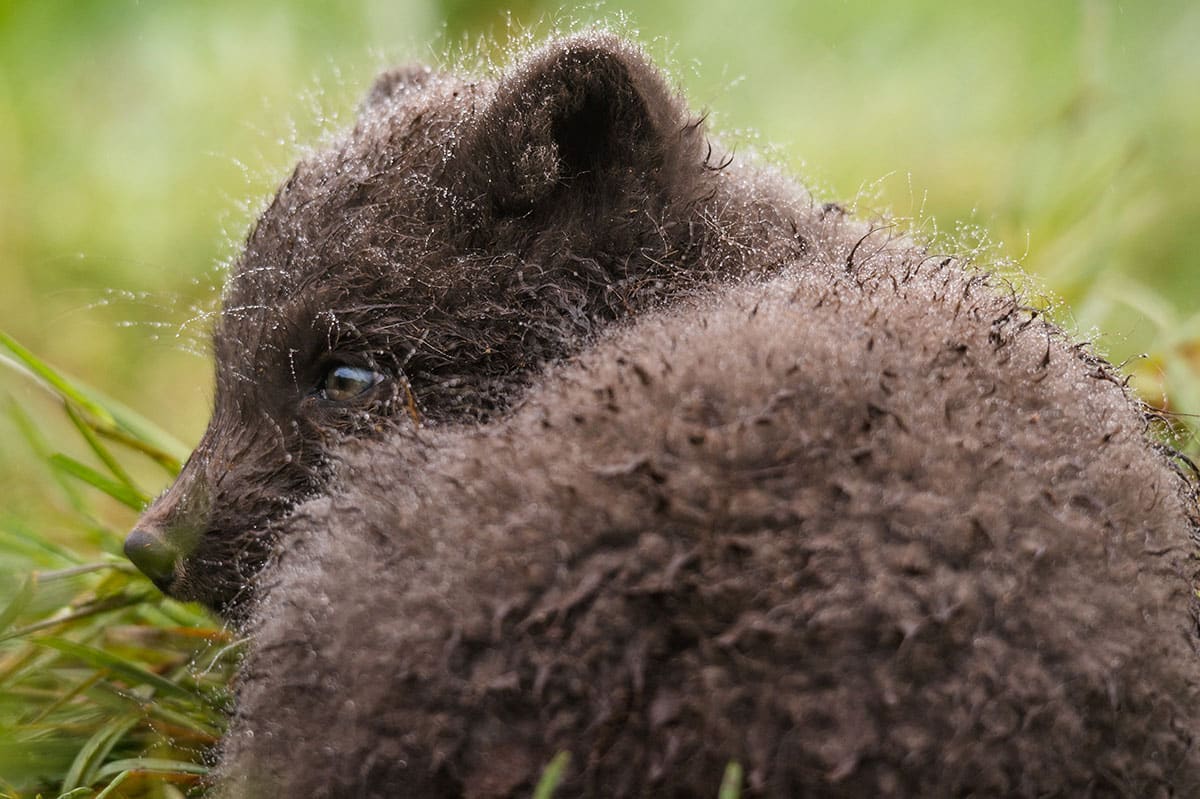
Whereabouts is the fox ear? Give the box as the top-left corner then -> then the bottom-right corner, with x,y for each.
464,33 -> 688,213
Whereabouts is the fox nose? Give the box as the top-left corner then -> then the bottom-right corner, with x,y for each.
124,528 -> 178,588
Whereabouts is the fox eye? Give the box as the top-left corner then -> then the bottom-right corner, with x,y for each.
319,364 -> 384,401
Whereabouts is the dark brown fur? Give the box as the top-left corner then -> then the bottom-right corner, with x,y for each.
221,264 -> 1200,796
130,33 -> 813,614
123,31 -> 1200,797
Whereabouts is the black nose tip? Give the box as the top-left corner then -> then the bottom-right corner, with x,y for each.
124,528 -> 178,588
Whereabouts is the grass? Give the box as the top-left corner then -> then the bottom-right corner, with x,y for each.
0,334 -> 237,798
0,1 -> 1197,796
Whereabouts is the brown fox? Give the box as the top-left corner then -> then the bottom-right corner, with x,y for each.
124,32 -> 1200,797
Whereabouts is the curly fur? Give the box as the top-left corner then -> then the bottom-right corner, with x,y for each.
221,261 -> 1200,796
122,30 -> 1200,796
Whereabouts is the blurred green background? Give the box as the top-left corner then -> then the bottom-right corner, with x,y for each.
2,0 -> 1199,537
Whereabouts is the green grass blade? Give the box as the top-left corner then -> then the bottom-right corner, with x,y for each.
0,331 -> 116,427
0,589 -> 152,644
6,397 -> 88,514
531,751 -> 571,799
140,696 -> 225,740
719,761 -> 743,799
92,769 -> 132,799
35,637 -> 202,704
53,789 -> 95,799
39,562 -> 138,582
0,574 -> 35,633
49,453 -> 148,511
72,388 -> 190,473
95,423 -> 185,475
61,712 -> 141,790
0,329 -> 190,468
0,521 -> 84,566
63,402 -> 141,497
25,671 -> 108,725
93,757 -> 209,780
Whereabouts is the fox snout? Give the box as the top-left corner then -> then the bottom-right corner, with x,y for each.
123,526 -> 179,591
123,454 -> 212,597
122,417 -> 321,615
